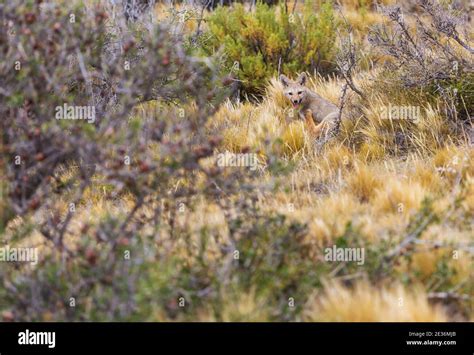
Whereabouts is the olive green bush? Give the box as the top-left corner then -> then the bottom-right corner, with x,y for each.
203,0 -> 339,97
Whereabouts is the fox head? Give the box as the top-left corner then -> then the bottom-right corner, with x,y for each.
280,73 -> 308,108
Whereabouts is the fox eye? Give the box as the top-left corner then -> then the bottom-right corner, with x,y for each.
297,91 -> 303,95
288,92 -> 293,96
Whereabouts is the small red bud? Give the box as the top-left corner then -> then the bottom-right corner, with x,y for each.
85,248 -> 97,266
35,152 -> 45,161
2,311 -> 14,322
24,13 -> 36,24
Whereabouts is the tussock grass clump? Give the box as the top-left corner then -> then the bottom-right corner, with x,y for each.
304,280 -> 448,322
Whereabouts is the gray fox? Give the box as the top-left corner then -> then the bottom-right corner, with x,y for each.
280,73 -> 340,137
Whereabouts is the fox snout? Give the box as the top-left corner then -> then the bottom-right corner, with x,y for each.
292,98 -> 302,106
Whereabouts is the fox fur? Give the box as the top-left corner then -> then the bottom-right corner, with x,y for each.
280,72 -> 339,138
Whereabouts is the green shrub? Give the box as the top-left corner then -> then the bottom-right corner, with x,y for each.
203,1 -> 339,97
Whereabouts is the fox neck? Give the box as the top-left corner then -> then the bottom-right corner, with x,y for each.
297,91 -> 313,109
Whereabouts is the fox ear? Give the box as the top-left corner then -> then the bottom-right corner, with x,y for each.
296,72 -> 307,86
280,74 -> 291,87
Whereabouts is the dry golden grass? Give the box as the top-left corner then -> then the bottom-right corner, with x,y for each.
304,280 -> 448,322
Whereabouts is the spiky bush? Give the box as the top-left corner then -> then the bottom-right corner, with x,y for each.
368,0 -> 474,129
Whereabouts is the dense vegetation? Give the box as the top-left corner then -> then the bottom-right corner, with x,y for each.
0,0 -> 472,321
